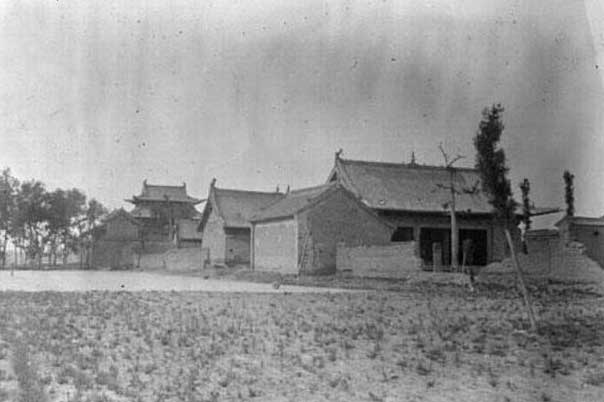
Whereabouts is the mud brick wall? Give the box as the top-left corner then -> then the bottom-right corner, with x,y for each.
91,240 -> 139,269
253,219 -> 298,274
224,228 -> 251,265
139,248 -> 203,271
200,206 -> 226,265
300,189 -> 393,275
336,242 -> 421,278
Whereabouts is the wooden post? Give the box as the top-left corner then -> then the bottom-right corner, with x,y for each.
505,229 -> 537,331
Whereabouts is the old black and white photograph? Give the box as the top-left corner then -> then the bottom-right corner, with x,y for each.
1,0 -> 604,401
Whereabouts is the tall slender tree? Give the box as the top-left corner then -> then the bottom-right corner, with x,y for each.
519,178 -> 531,254
563,170 -> 575,217
474,104 -> 536,331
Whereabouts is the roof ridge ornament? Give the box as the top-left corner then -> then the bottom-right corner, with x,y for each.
335,148 -> 343,160
410,151 -> 417,165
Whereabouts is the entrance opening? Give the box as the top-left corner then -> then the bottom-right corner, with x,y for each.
419,228 -> 451,266
459,229 -> 488,266
419,228 -> 489,268
391,227 -> 414,242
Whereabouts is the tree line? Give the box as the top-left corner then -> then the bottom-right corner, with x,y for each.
0,168 -> 107,269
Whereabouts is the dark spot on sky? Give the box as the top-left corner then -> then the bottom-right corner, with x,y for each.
596,65 -> 599,69
391,58 -> 397,62
136,19 -> 141,24
135,109 -> 140,113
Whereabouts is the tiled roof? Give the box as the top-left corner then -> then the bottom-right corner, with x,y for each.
130,205 -> 153,218
251,184 -> 335,221
177,218 -> 202,240
128,181 -> 202,204
330,157 -> 492,213
103,208 -> 141,226
212,187 -> 284,228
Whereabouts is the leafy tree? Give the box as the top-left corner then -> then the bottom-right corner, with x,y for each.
45,188 -> 87,266
80,199 -> 107,268
13,180 -> 49,269
519,178 -> 531,254
563,170 -> 575,217
473,104 -> 536,331
0,168 -> 19,269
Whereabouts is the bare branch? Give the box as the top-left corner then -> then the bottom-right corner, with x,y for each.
448,154 -> 466,167
438,143 -> 449,166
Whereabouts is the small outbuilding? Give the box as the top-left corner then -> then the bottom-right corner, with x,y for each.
91,208 -> 142,269
198,179 -> 284,266
250,183 -> 394,275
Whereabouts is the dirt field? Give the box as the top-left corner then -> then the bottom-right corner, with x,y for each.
0,270 -> 349,293
0,281 -> 602,402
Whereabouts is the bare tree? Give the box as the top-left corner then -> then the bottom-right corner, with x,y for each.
436,144 -> 479,276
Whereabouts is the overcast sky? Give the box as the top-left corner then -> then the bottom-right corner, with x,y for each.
1,0 -> 604,226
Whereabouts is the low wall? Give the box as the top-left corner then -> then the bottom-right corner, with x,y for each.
141,241 -> 174,254
336,242 -> 421,279
138,248 -> 203,272
91,240 -> 139,269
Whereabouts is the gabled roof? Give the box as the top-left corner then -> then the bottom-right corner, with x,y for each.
555,215 -> 604,227
328,156 -> 492,214
199,180 -> 284,230
177,218 -> 202,240
126,180 -> 202,204
250,183 -> 395,228
251,183 -> 335,222
103,208 -> 141,226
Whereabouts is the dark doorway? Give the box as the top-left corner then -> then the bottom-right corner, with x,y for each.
391,227 -> 414,242
458,229 -> 488,266
419,228 -> 451,266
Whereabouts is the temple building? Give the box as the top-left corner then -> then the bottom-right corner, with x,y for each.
126,180 -> 202,241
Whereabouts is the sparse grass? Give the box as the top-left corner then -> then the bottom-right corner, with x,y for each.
0,281 -> 601,401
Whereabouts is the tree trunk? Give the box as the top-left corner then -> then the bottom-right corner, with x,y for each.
449,171 -> 459,272
450,201 -> 458,271
1,232 -> 8,270
505,229 -> 537,331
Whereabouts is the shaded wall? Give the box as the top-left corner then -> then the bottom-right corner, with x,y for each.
225,227 -> 251,265
378,211 -> 518,263
201,206 -> 226,265
301,190 -> 393,274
